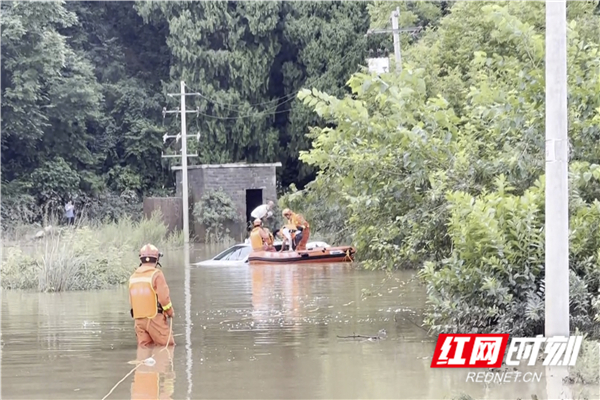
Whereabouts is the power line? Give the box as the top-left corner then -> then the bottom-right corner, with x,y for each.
179,39 -> 368,117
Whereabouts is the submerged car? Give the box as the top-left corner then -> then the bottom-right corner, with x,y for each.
194,240 -> 340,267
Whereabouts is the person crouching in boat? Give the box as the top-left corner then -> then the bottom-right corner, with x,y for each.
249,219 -> 276,252
275,224 -> 296,252
129,244 -> 175,348
282,208 -> 310,251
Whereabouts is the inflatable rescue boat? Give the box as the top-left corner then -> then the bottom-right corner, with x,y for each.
248,245 -> 356,265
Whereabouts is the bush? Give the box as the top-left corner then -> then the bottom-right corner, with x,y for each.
192,188 -> 242,244
288,0 -> 599,337
76,190 -> 143,223
0,192 -> 39,226
1,189 -> 144,234
1,212 -> 183,292
567,334 -> 599,385
420,166 -> 600,336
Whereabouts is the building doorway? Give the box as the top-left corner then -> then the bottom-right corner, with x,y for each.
245,189 -> 263,227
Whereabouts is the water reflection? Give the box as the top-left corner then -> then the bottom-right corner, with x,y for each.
183,243 -> 193,400
131,346 -> 175,400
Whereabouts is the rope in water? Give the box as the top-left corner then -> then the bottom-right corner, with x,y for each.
100,317 -> 173,400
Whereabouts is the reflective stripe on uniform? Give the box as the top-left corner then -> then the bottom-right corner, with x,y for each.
129,276 -> 153,285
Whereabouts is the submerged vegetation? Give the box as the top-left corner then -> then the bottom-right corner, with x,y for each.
1,213 -> 182,292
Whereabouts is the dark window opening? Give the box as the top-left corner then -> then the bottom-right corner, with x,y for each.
245,188 -> 263,224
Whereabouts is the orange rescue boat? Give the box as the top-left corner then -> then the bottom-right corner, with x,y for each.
248,245 -> 356,265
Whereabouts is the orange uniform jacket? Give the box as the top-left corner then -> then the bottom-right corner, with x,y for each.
290,213 -> 310,251
290,213 -> 309,230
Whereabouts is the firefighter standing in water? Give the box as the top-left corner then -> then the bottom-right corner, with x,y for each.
282,208 -> 310,251
129,244 -> 175,347
249,219 -> 275,251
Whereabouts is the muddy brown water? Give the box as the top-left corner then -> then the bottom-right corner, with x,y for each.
1,244 -> 597,399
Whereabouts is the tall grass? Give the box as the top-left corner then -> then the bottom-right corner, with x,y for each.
1,212 -> 183,292
568,335 -> 600,385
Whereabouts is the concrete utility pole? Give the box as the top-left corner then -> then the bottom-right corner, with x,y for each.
179,81 -> 190,244
365,6 -> 420,74
163,81 -> 201,244
391,7 -> 402,73
544,0 -> 569,339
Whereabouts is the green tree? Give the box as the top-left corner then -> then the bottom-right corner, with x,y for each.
193,188 -> 242,243
287,0 -> 600,335
1,1 -> 102,190
62,1 -> 173,196
1,1 -> 176,223
134,1 -> 370,188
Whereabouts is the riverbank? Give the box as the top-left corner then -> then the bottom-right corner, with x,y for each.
1,214 -> 183,292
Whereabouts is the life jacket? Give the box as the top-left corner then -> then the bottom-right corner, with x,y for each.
267,232 -> 274,246
249,227 -> 264,251
129,266 -> 161,319
291,213 -> 309,229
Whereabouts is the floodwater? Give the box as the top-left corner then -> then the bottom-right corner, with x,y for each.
1,244 -> 597,399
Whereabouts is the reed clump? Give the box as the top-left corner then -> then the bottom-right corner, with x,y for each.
1,212 -> 183,292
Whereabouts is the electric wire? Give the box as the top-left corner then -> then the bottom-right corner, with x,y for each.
176,39 -> 369,120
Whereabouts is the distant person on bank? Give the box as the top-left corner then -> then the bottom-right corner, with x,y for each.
282,208 -> 310,251
249,219 -> 276,252
250,201 -> 274,226
64,200 -> 75,225
129,244 -> 175,348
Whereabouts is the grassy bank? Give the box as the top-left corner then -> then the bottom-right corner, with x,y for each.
1,213 -> 183,292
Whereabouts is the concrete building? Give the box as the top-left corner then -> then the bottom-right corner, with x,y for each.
173,162 -> 282,240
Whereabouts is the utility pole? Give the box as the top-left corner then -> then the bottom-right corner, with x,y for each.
391,7 -> 402,73
543,11 -> 572,396
365,6 -> 421,74
163,81 -> 201,244
179,81 -> 190,245
544,0 -> 569,340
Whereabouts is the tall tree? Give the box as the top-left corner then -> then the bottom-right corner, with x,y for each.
1,0 -> 102,206
134,1 -> 370,188
62,1 -> 173,196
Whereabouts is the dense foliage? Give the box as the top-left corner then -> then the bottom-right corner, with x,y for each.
285,0 -> 600,335
134,1 -> 373,187
1,0 -> 385,225
1,1 -> 172,223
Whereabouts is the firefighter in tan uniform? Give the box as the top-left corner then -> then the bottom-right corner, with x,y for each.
249,219 -> 275,251
129,244 -> 175,347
